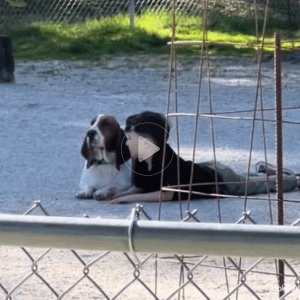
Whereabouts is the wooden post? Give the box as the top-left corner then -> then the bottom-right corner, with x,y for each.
0,36 -> 15,83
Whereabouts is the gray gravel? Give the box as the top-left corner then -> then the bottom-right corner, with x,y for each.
1,54 -> 300,224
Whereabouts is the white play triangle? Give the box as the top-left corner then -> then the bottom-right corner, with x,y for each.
138,136 -> 160,162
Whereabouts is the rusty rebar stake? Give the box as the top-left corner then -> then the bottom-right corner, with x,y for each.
275,32 -> 285,298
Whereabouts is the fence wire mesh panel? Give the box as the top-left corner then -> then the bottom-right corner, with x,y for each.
1,0 -> 198,26
1,202 -> 300,299
1,0 -> 300,27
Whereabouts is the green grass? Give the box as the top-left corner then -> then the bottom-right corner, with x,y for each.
7,14 -> 170,59
5,11 -> 300,60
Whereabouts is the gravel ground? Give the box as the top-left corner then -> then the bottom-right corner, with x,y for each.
1,54 -> 300,299
1,54 -> 300,222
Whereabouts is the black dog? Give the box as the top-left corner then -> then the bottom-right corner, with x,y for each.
0,36 -> 15,83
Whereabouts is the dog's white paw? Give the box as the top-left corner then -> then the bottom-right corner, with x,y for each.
93,187 -> 116,201
93,191 -> 106,200
76,189 -> 94,199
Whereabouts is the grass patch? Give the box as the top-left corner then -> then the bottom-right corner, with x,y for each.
7,14 -> 171,59
5,11 -> 300,60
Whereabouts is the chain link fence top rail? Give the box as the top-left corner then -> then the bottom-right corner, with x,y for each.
1,0 -> 300,27
1,201 -> 300,299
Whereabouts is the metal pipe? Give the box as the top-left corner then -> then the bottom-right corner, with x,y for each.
275,33 -> 284,227
0,214 -> 300,259
275,32 -> 285,296
129,0 -> 135,28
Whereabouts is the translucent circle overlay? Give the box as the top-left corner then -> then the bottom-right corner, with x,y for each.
121,122 -> 175,177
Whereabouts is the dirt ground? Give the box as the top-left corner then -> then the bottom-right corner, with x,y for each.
1,54 -> 300,299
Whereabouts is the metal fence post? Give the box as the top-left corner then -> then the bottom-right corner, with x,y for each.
129,0 -> 135,28
274,32 -> 285,298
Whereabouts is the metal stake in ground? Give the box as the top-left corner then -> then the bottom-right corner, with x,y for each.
274,32 -> 285,298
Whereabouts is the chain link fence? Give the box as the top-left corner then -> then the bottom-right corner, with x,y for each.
1,201 -> 300,299
1,0 -> 196,26
1,0 -> 300,29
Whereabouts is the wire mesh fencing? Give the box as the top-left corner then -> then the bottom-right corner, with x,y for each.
2,0 -> 300,29
1,0 -> 199,26
1,201 -> 300,299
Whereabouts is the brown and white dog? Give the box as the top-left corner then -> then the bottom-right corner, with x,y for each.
76,115 -> 132,200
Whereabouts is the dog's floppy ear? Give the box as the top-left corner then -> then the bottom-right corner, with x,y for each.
80,116 -> 98,169
81,137 -> 94,169
99,116 -> 121,152
116,130 -> 130,170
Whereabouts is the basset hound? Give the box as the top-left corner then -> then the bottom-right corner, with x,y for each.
76,114 -> 132,200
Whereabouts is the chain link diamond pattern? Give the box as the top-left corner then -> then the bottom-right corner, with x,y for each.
0,201 -> 299,299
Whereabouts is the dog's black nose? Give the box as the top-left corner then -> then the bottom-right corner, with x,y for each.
86,130 -> 97,140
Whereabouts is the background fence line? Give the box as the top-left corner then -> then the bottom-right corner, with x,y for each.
1,0 -> 300,30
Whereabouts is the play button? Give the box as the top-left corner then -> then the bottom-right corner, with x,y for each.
138,136 -> 160,162
121,120 -> 175,176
